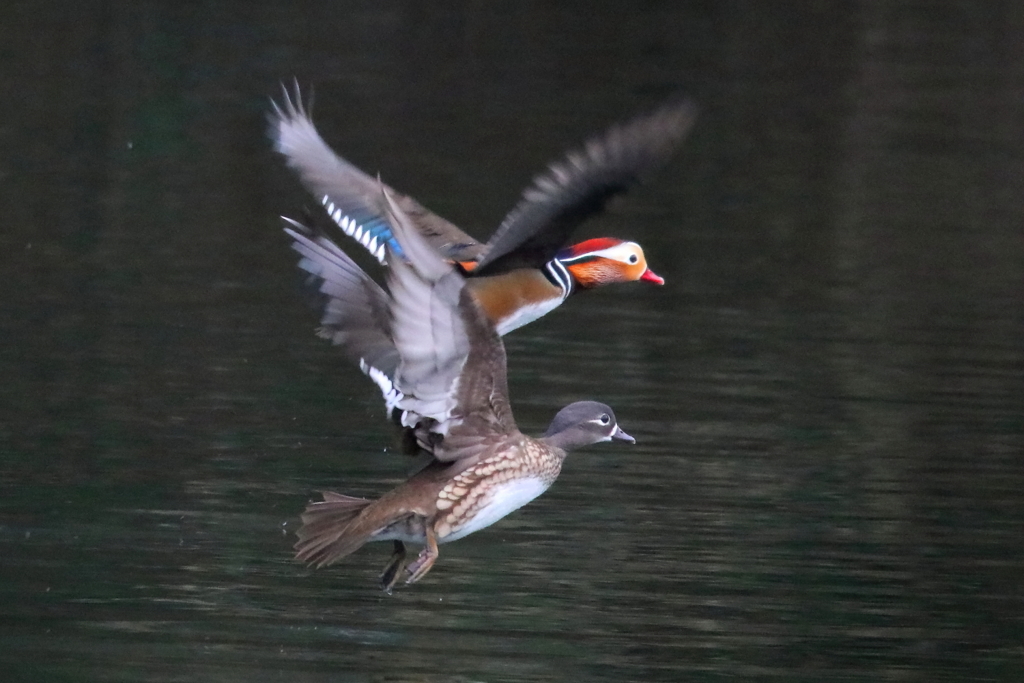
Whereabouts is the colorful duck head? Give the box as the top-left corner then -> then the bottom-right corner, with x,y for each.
553,238 -> 664,289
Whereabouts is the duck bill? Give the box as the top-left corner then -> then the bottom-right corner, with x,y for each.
640,268 -> 664,285
611,426 -> 636,444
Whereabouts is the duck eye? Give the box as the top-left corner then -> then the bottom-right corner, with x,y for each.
628,255 -> 638,264
600,414 -> 610,424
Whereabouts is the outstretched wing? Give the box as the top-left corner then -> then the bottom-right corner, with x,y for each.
473,97 -> 697,275
283,216 -> 403,414
269,84 -> 485,263
382,187 -> 517,460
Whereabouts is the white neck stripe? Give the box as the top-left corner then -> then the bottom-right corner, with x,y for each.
544,259 -> 573,299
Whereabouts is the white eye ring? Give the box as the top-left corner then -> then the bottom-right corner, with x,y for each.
600,414 -> 610,425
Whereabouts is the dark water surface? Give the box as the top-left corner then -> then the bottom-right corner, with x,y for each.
2,2 -> 1023,681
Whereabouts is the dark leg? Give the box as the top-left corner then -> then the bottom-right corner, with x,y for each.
405,525 -> 439,584
379,541 -> 406,594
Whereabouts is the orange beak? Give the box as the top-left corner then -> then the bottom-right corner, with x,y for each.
640,268 -> 664,285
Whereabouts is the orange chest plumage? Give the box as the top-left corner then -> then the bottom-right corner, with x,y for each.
466,269 -> 567,336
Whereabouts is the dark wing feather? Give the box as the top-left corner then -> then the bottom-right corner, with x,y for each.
269,83 -> 484,263
431,287 -> 518,462
283,216 -> 402,409
381,188 -> 518,461
473,97 -> 697,275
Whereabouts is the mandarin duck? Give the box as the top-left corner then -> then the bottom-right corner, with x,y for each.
270,88 -> 695,335
291,186 -> 634,591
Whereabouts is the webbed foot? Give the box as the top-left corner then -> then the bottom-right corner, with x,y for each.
380,541 -> 406,594
405,526 -> 438,584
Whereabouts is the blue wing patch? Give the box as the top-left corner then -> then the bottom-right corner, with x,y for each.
321,195 -> 405,263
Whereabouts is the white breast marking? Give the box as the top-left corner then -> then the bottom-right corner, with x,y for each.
495,298 -> 564,336
440,477 -> 551,543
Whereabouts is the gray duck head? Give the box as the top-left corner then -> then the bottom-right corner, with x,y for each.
541,401 -> 635,452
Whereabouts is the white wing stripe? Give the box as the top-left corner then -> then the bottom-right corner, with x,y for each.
359,358 -> 403,415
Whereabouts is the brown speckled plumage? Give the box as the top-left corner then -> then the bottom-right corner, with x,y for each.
433,438 -> 563,538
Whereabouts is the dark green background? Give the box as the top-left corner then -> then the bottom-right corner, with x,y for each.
2,2 -> 1022,681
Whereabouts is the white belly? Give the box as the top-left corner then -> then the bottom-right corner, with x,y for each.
495,298 -> 563,336
442,477 -> 551,543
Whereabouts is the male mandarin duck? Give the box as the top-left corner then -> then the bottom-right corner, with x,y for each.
269,87 -> 695,335
291,186 -> 634,591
